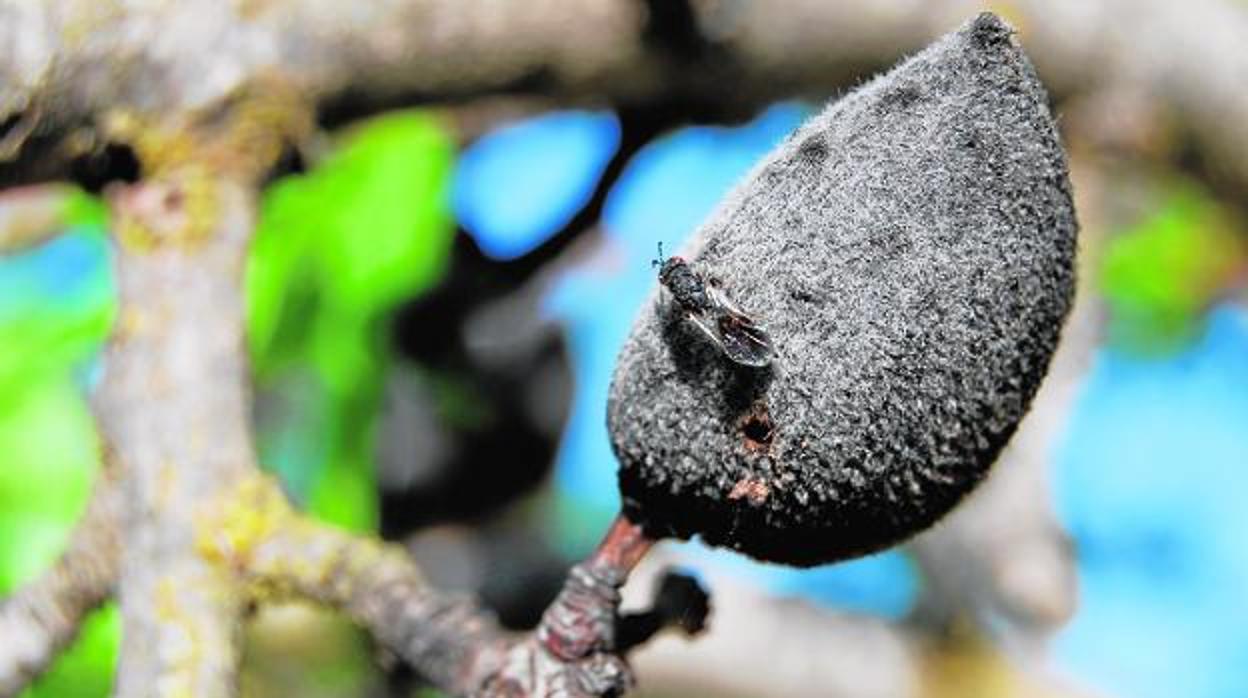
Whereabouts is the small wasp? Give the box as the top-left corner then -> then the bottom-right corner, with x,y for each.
652,243 -> 775,367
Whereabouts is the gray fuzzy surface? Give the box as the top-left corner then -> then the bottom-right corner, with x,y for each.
606,13 -> 1077,566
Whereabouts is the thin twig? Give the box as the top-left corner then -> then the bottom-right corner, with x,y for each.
243,502 -> 706,697
237,483 -> 512,696
0,470 -> 121,697
476,515 -> 706,697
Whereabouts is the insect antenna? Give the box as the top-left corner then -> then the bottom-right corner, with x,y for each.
651,241 -> 665,269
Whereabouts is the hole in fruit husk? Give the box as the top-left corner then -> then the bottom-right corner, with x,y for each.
740,404 -> 774,448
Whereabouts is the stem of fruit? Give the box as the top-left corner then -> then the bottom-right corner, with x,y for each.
537,514 -> 655,661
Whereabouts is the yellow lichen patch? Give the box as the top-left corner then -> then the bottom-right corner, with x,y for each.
111,211 -> 159,252
103,78 -> 311,182
61,2 -> 126,49
233,0 -> 268,20
116,306 -> 147,341
196,473 -> 292,572
207,76 -> 313,178
154,576 -> 201,698
102,109 -> 191,177
102,80 -> 311,250
242,513 -> 415,608
236,517 -> 350,604
109,165 -> 220,251
918,620 -> 1077,698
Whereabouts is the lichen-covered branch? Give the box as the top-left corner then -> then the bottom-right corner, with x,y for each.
4,0 -> 1248,197
0,471 -> 121,697
218,474 -> 511,695
231,492 -> 707,697
17,64 -> 698,693
92,163 -> 264,697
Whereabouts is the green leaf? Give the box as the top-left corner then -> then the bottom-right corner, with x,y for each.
306,448 -> 378,533
0,378 -> 112,698
311,112 -> 456,315
0,379 -> 99,584
245,179 -> 321,370
0,226 -> 113,697
246,110 -> 458,531
246,110 -> 456,372
62,190 -> 108,230
1100,180 -> 1245,351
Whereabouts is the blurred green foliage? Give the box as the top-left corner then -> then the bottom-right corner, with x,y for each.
0,226 -> 117,698
23,606 -> 120,698
1100,180 -> 1245,352
0,110 -> 456,696
247,110 -> 457,531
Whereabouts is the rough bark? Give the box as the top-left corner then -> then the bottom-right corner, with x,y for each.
93,171 -> 259,697
232,477 -> 511,695
238,503 -> 706,697
0,54 -> 707,697
3,0 -> 1238,695
2,0 -> 1247,196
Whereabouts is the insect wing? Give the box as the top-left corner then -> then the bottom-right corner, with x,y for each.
705,283 -> 747,316
703,284 -> 774,366
715,311 -> 774,367
685,311 -> 729,352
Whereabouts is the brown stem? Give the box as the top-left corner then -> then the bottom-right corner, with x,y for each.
538,515 -> 655,662
587,512 -> 656,575
471,513 -> 703,697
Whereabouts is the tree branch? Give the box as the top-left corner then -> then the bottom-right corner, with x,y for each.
625,553 -> 1100,698
236,494 -> 707,697
26,66 -> 701,694
233,483 -> 510,695
0,469 -> 121,697
4,0 -> 1244,198
93,164 -> 264,697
